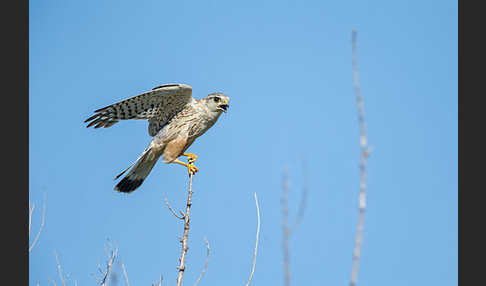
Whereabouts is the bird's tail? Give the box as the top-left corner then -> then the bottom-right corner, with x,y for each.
114,147 -> 161,193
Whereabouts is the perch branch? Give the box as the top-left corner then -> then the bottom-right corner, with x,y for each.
245,192 -> 261,286
176,167 -> 195,286
193,238 -> 210,286
350,29 -> 370,286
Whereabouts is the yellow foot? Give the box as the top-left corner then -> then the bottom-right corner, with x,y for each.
174,159 -> 199,176
187,164 -> 199,176
183,153 -> 198,164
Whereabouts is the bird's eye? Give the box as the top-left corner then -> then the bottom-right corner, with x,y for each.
213,97 -> 220,103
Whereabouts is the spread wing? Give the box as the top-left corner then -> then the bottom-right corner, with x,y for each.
84,83 -> 193,136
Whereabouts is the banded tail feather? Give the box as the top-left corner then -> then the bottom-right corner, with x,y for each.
114,147 -> 161,193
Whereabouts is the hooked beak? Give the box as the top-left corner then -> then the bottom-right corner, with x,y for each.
219,97 -> 229,113
219,104 -> 229,112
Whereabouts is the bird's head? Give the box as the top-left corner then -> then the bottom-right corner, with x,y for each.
203,92 -> 230,113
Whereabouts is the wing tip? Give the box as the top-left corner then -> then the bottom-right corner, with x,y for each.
94,106 -> 109,113
84,113 -> 99,123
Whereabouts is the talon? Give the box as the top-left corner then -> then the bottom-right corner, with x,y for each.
183,153 -> 198,164
187,164 -> 199,175
174,159 -> 199,176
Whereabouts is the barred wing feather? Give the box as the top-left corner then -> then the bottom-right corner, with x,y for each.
84,84 -> 193,136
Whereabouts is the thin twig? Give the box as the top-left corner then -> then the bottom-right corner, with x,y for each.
165,197 -> 185,220
289,160 -> 309,234
193,238 -> 210,286
245,192 -> 261,286
29,203 -> 34,236
350,29 -> 370,286
176,168 -> 195,286
97,242 -> 118,286
103,248 -> 117,286
152,275 -> 163,286
54,250 -> 66,286
281,167 -> 291,286
282,161 -> 309,286
29,193 -> 47,252
121,263 -> 130,286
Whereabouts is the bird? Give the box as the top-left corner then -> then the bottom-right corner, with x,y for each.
84,83 -> 229,193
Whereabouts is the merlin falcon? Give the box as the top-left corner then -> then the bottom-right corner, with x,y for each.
84,83 -> 229,193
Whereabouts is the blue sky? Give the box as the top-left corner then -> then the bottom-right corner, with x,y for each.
29,0 -> 457,285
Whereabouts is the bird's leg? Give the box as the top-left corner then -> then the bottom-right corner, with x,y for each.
174,159 -> 199,176
183,153 -> 198,164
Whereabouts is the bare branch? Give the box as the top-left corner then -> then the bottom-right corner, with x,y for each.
282,161 -> 309,286
54,250 -> 66,286
350,29 -> 370,286
245,192 -> 261,286
29,203 -> 34,236
176,168 -> 195,286
281,167 -> 291,286
104,248 -> 117,286
29,193 -> 47,252
289,160 -> 309,234
193,238 -> 210,286
95,242 -> 118,286
152,275 -> 163,286
121,262 -> 130,286
165,197 -> 185,220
